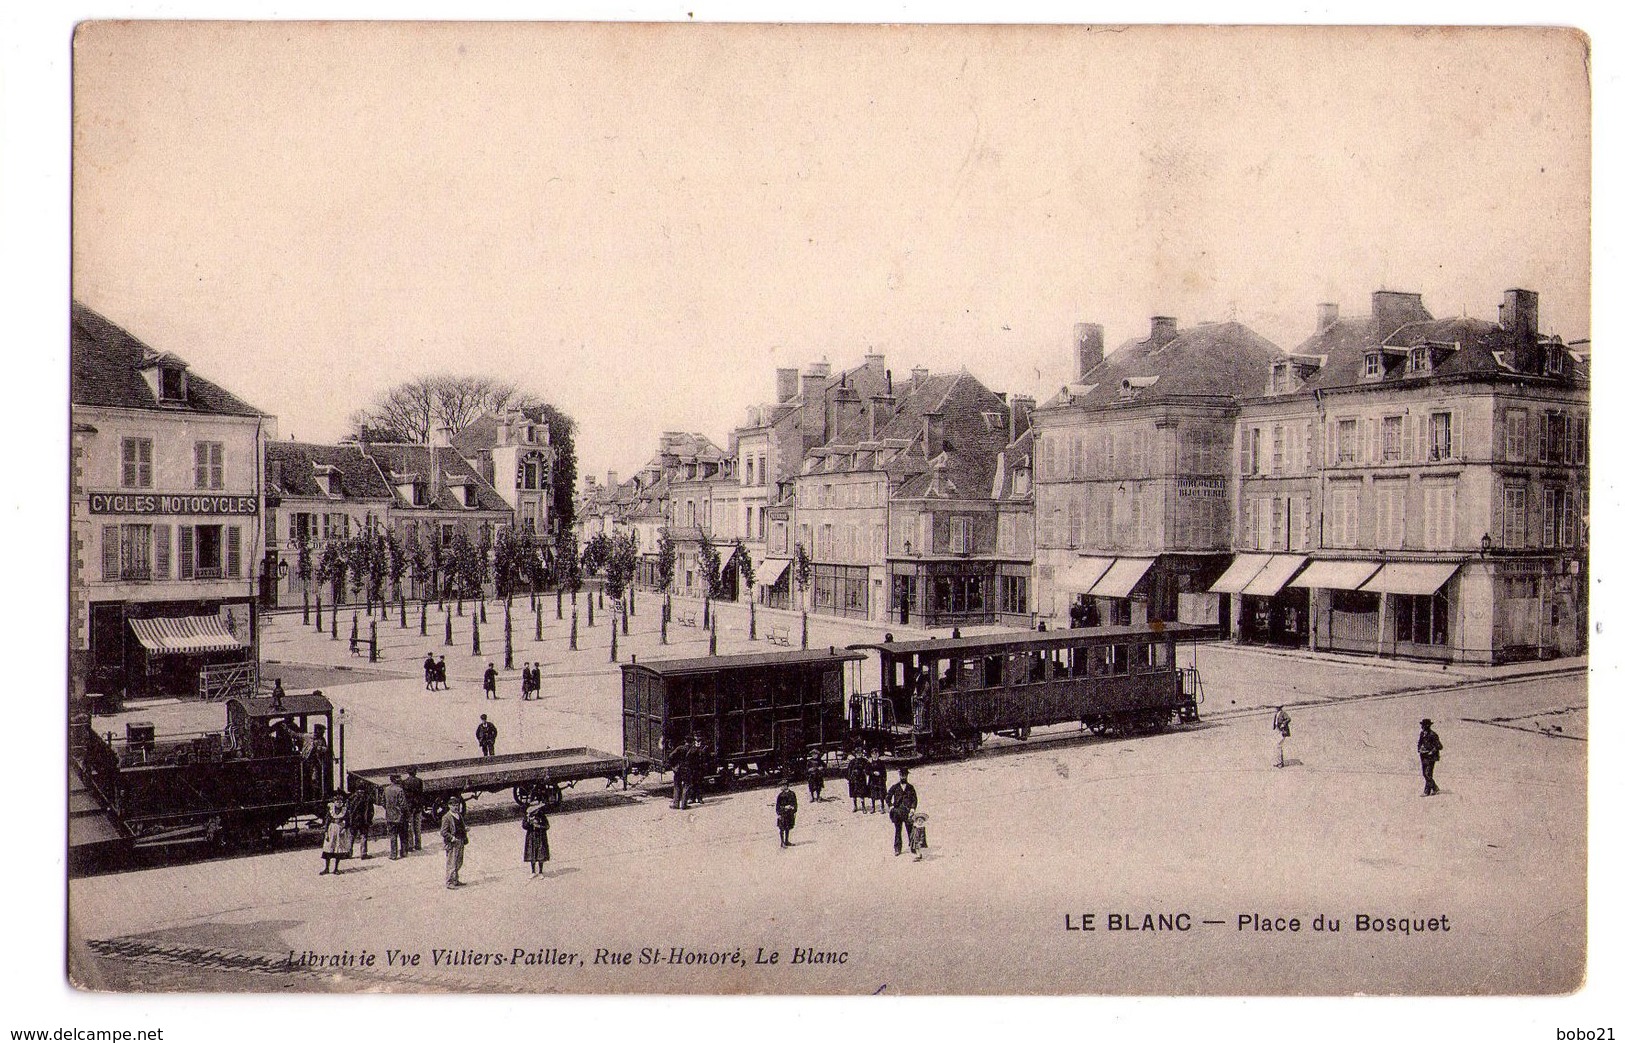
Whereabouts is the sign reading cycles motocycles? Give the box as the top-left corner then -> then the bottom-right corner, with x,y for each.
87,491 -> 259,516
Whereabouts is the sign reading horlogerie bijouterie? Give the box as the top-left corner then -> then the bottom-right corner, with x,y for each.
87,492 -> 259,516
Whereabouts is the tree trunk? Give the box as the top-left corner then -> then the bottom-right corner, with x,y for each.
661,615 -> 668,645
444,611 -> 453,647
303,589 -> 310,626
369,621 -> 378,663
570,611 -> 578,651
504,607 -> 513,670
622,600 -> 629,635
750,599 -> 757,641
556,587 -> 563,620
610,619 -> 618,662
472,617 -> 481,656
399,591 -> 407,628
315,595 -> 322,632
535,604 -> 543,642
801,610 -> 808,649
587,598 -> 594,628
420,601 -> 427,636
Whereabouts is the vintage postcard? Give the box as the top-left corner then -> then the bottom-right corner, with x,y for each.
64,21 -> 1590,997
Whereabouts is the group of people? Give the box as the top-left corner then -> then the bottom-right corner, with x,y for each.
665,736 -> 710,810
1270,705 -> 1447,796
519,663 -> 544,700
422,654 -> 451,691
843,748 -> 892,814
318,766 -> 426,875
772,758 -> 925,860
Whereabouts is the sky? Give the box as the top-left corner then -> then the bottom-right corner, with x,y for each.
72,22 -> 1591,482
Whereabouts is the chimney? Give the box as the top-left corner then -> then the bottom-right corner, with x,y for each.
1499,288 -> 1540,370
832,385 -> 862,440
867,393 -> 896,439
606,470 -> 619,490
1074,322 -> 1105,380
910,365 -> 930,387
429,423 -> 453,505
496,414 -> 512,446
922,411 -> 944,458
776,367 -> 799,404
1010,395 -> 1036,440
1371,291 -> 1428,335
1316,303 -> 1339,332
864,351 -> 886,373
1148,316 -> 1178,348
800,361 -> 830,404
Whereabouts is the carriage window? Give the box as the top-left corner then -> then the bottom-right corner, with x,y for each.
747,675 -> 772,710
1153,642 -> 1172,669
1069,648 -> 1084,676
667,681 -> 691,719
1009,652 -> 1033,686
1135,642 -> 1153,670
984,655 -> 1003,687
1108,645 -> 1129,674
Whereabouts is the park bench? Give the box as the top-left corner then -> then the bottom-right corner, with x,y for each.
764,624 -> 792,646
676,609 -> 698,628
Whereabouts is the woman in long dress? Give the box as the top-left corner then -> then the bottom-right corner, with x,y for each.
320,792 -> 354,875
522,799 -> 550,877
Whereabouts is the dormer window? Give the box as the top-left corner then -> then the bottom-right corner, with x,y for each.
1408,347 -> 1431,374
412,483 -> 428,507
1364,352 -> 1383,378
159,366 -> 186,401
1545,344 -> 1565,377
462,483 -> 478,508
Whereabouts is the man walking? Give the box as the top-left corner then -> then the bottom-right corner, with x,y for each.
1418,719 -> 1443,796
1271,705 -> 1292,768
807,753 -> 825,803
382,773 -> 410,860
437,654 -> 449,690
483,662 -> 499,700
475,714 -> 498,757
441,796 -> 469,888
401,766 -> 425,851
423,653 -> 435,691
847,749 -> 869,813
886,766 -> 920,857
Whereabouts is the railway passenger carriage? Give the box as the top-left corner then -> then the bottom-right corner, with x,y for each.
848,624 -> 1216,759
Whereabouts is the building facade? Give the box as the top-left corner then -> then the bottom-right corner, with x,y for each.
453,407 -> 557,544
1224,289 -> 1587,664
1032,318 -> 1279,628
263,441 -> 394,608
70,302 -> 273,701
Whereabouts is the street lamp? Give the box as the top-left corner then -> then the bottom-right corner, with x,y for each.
1479,533 -> 1492,559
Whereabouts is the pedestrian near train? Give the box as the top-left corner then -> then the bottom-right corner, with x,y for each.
484,662 -> 499,699
522,799 -> 550,876
868,757 -> 888,814
847,749 -> 869,813
441,796 -> 469,888
437,655 -> 449,690
345,784 -> 375,859
401,766 -> 425,851
1272,705 -> 1292,768
1418,719 -> 1444,796
886,767 -> 920,857
382,773 -> 410,859
807,753 -> 826,802
775,780 -> 798,847
423,653 -> 435,691
320,792 -> 353,874
476,714 -> 498,757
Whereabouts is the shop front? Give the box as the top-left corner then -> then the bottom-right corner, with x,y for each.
757,557 -> 792,610
1210,554 -> 1309,648
812,563 -> 871,620
88,598 -> 254,700
1292,559 -> 1381,655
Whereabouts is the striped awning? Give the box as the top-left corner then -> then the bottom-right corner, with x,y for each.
1360,562 -> 1460,596
1242,555 -> 1309,597
129,615 -> 247,655
1054,556 -> 1115,595
1288,559 -> 1382,591
1088,557 -> 1157,600
1207,554 -> 1272,595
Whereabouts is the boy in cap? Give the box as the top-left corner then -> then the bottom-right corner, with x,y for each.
1417,719 -> 1443,796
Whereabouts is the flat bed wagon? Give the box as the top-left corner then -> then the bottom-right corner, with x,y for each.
347,746 -> 646,819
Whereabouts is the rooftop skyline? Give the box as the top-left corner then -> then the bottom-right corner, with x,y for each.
72,23 -> 1590,481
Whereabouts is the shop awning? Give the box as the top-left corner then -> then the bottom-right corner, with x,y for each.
1288,559 -> 1382,591
1088,557 -> 1157,600
1242,555 -> 1309,597
1054,556 -> 1114,595
1360,562 -> 1461,596
1207,554 -> 1272,595
755,558 -> 790,587
129,615 -> 247,655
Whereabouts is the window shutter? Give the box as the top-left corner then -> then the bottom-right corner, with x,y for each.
1492,410 -> 1506,464
101,525 -> 119,580
1305,421 -> 1318,468
1239,428 -> 1252,475
1536,414 -> 1548,462
227,526 -> 242,577
153,524 -> 171,579
194,443 -> 206,489
179,525 -> 195,579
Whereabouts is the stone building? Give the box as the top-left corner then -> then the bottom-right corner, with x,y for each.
453,407 -> 557,543
1224,288 -> 1587,663
70,302 -> 273,701
1031,317 -> 1280,627
263,441 -> 394,608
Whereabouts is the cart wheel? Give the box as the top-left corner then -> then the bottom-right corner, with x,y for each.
513,782 -> 540,806
542,782 -> 564,811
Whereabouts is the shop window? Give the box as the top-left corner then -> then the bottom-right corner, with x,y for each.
1394,592 -> 1450,646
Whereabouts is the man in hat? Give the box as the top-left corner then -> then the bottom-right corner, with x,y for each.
1271,705 -> 1292,768
774,778 -> 798,847
483,662 -> 499,700
401,766 -> 426,851
424,653 -> 435,691
382,773 -> 410,860
886,766 -> 920,857
1417,719 -> 1443,796
847,748 -> 869,814
437,654 -> 449,690
476,714 -> 498,757
441,796 -> 469,888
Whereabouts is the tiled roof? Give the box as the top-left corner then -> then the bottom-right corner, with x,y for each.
70,301 -> 265,417
362,443 -> 511,514
1040,321 -> 1280,410
266,442 -> 393,501
991,428 -> 1034,501
1302,313 -> 1587,393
